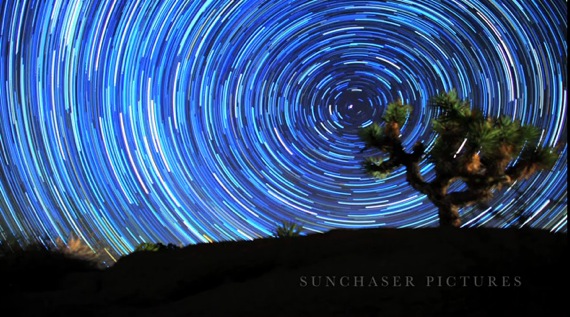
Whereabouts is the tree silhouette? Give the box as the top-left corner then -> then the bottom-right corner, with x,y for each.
359,90 -> 559,227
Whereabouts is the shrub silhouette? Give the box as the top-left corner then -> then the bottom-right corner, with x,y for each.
134,242 -> 181,252
0,234 -> 102,293
274,221 -> 303,238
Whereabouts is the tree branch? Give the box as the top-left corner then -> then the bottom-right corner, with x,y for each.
401,142 -> 432,196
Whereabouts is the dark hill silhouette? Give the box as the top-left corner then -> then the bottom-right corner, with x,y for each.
1,228 -> 567,316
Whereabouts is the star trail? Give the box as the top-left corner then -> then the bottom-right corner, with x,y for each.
0,0 -> 566,258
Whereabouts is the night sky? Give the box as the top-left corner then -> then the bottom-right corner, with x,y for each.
0,0 -> 566,259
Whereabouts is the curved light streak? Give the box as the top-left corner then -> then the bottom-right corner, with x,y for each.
0,0 -> 566,258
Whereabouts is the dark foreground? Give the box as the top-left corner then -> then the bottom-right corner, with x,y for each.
1,228 -> 567,316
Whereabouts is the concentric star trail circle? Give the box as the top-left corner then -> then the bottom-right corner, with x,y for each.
0,0 -> 566,256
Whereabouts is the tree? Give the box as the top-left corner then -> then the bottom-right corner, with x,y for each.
358,90 -> 559,227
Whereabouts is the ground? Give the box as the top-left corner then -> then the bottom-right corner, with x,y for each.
1,227 -> 567,316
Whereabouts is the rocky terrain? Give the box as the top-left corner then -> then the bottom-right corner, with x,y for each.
1,227 -> 567,316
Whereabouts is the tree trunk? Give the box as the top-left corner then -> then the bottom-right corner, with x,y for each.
438,204 -> 461,227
